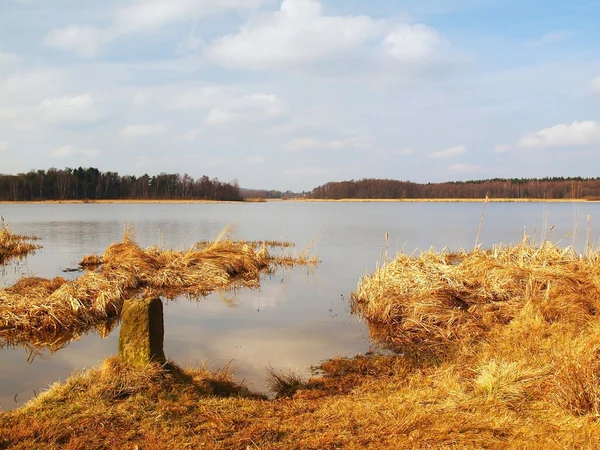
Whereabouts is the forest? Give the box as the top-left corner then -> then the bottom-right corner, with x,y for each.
309,177 -> 600,200
0,167 -> 242,201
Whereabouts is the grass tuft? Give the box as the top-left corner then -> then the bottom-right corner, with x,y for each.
0,226 -> 41,265
0,233 -> 317,351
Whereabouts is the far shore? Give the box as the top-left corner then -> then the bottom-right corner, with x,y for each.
0,197 -> 597,205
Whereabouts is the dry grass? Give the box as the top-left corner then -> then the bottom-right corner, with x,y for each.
353,239 -> 600,354
3,238 -> 600,448
0,226 -> 41,265
0,235 -> 317,351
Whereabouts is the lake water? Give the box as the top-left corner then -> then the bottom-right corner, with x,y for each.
1,201 -> 599,410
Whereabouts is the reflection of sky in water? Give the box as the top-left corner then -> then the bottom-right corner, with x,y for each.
1,201 -> 600,410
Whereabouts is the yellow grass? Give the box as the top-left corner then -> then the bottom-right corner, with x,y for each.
2,238 -> 600,448
0,226 -> 41,265
0,235 -> 317,351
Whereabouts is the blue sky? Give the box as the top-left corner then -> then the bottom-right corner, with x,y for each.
1,0 -> 599,191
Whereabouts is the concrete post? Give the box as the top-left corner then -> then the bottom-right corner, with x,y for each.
118,297 -> 166,366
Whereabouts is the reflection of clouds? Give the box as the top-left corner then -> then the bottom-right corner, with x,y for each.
165,318 -> 369,394
0,333 -> 118,411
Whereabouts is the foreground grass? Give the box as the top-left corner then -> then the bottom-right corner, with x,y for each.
2,240 -> 600,448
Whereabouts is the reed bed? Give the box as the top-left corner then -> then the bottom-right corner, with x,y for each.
0,226 -> 41,265
353,239 -> 600,353
4,238 -> 600,447
0,237 -> 317,350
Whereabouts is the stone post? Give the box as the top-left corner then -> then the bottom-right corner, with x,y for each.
118,297 -> 166,366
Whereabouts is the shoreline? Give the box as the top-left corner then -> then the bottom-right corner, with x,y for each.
0,197 -> 597,205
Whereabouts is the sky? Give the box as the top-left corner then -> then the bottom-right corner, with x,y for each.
0,0 -> 599,192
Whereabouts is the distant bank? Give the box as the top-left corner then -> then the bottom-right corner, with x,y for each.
2,198 -> 596,205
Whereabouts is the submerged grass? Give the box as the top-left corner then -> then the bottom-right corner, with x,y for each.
0,226 -> 41,265
0,235 -> 317,351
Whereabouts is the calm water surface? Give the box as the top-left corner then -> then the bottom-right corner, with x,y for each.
1,201 -> 599,410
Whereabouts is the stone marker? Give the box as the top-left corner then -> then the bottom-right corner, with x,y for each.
118,297 -> 166,366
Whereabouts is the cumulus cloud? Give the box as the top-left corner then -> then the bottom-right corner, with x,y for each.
44,0 -> 271,57
51,145 -> 101,159
120,124 -> 169,138
518,121 -> 600,148
43,25 -> 106,58
395,148 -> 414,156
382,24 -> 446,61
209,0 -> 448,71
209,0 -> 381,69
430,145 -> 466,158
38,94 -> 104,125
448,163 -> 481,173
285,135 -> 373,152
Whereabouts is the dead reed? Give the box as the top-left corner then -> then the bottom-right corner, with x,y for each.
0,226 -> 41,265
353,238 -> 600,353
0,236 -> 317,351
352,237 -> 600,422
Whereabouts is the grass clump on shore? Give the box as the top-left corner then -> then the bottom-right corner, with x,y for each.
0,226 -> 41,265
3,238 -> 600,448
0,234 -> 317,351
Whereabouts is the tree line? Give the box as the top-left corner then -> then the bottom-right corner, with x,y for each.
0,167 -> 243,201
309,177 -> 600,200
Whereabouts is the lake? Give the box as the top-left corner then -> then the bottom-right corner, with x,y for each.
1,201 -> 599,410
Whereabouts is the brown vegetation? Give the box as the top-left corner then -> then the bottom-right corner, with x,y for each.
0,235 -> 317,351
2,239 -> 600,448
0,226 -> 41,265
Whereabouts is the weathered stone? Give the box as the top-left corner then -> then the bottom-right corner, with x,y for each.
118,297 -> 166,366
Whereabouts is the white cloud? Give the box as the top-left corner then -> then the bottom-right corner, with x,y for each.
493,144 -> 510,153
38,94 -> 103,125
43,25 -> 106,58
44,0 -> 271,57
285,135 -> 373,152
0,141 -> 6,152
382,24 -> 446,61
208,0 -> 449,71
115,0 -> 269,33
173,88 -> 283,125
181,129 -> 202,141
430,145 -> 466,158
209,0 -> 382,69
51,145 -> 102,159
526,31 -> 569,48
204,109 -> 235,125
395,148 -> 414,156
120,124 -> 169,138
245,155 -> 265,164
51,145 -> 76,157
518,121 -> 600,148
448,163 -> 481,173
592,76 -> 600,94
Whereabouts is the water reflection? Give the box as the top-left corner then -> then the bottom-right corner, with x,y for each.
2,201 -> 600,410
